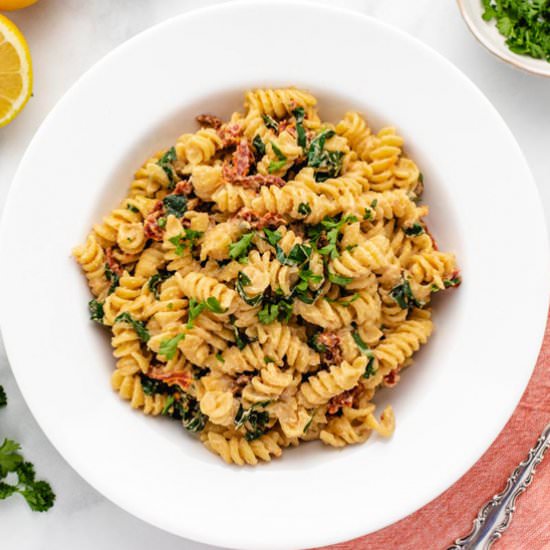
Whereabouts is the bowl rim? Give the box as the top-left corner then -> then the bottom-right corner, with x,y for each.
456,0 -> 550,78
1,1 -> 549,549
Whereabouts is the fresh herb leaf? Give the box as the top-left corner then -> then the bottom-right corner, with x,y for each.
268,159 -> 287,174
307,129 -> 335,167
328,272 -> 352,286
158,216 -> 167,229
309,332 -> 327,353
298,202 -> 312,216
292,107 -> 307,148
205,296 -> 226,313
148,269 -> 171,299
114,312 -> 150,343
404,222 -> 424,236
234,403 -> 271,441
187,298 -> 205,327
215,352 -> 225,363
258,303 -> 279,324
169,229 -> 203,255
352,331 -> 376,378
126,204 -> 139,213
262,114 -> 279,132
158,147 -> 177,190
161,395 -> 175,416
159,333 -> 185,360
264,356 -> 274,364
444,276 -> 462,288
252,134 -> 266,160
139,373 -> 173,396
104,264 -> 119,295
88,300 -> 104,324
229,314 -> 254,350
171,394 -> 207,432
163,194 -> 187,218
263,227 -> 282,247
236,271 -> 263,306
229,232 -> 255,260
0,439 -> 55,512
390,279 -> 424,310
271,142 -> 286,161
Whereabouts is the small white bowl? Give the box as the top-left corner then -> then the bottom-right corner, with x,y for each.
457,0 -> 550,77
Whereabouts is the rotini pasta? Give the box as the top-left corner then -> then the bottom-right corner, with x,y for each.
74,89 -> 459,465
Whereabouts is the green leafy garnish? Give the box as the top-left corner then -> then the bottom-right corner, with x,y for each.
325,293 -> 359,307
114,312 -> 150,343
444,276 -> 462,288
185,297 -> 227,327
159,334 -> 185,360
482,0 -> 550,62
364,199 -> 378,221
140,373 -> 172,396
126,204 -> 140,213
158,216 -> 167,229
307,129 -> 334,167
298,202 -> 312,216
262,114 -> 279,132
235,403 -> 271,441
169,229 -> 203,255
258,297 -> 294,325
264,356 -> 274,364
309,332 -> 327,353
293,107 -> 307,148
215,352 -> 225,363
0,441 -> 56,512
352,331 -> 376,378
278,243 -> 312,267
311,214 -> 358,259
205,296 -> 226,313
404,222 -> 424,236
258,303 -> 279,324
268,159 -> 287,174
263,227 -> 282,247
252,134 -> 266,159
148,269 -> 171,299
88,299 -> 104,324
104,263 -> 119,295
328,272 -> 352,286
229,232 -> 255,260
229,314 -> 254,350
161,395 -> 175,416
172,394 -> 208,433
157,147 -> 177,190
307,129 -> 343,181
163,194 -> 187,218
390,279 -> 424,310
236,271 -> 263,306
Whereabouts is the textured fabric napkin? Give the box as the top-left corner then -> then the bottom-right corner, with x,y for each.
322,311 -> 550,550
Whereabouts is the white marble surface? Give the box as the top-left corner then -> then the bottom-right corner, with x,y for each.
0,1 -> 548,549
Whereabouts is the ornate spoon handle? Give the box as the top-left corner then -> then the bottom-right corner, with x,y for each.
448,422 -> 550,550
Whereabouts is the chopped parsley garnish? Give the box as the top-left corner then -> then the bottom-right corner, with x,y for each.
252,134 -> 266,160
88,299 -> 104,324
268,159 -> 287,174
258,296 -> 293,324
148,269 -> 171,299
229,232 -> 255,261
328,272 -> 352,286
163,194 -> 187,218
278,243 -> 312,267
292,107 -> 307,148
169,229 -> 203,255
309,332 -> 327,353
298,202 -> 312,216
104,263 -> 119,294
236,271 -> 263,306
262,114 -> 279,132
186,297 -> 226,328
157,147 -> 177,190
114,312 -> 150,343
139,373 -> 172,396
390,279 -> 424,310
444,276 -> 462,288
364,200 -> 378,221
307,129 -> 334,167
158,216 -> 167,229
264,356 -> 274,364
0,438 -> 55,512
482,0 -> 550,62
205,296 -> 226,313
309,214 -> 358,259
404,222 -> 424,236
229,314 -> 254,350
215,352 -> 225,363
159,333 -> 185,360
126,204 -> 139,213
325,293 -> 359,307
263,227 -> 282,247
352,331 -> 376,378
235,402 -> 271,441
307,129 -> 343,181
161,395 -> 175,416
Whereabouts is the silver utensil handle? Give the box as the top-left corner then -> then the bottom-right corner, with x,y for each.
448,422 -> 550,550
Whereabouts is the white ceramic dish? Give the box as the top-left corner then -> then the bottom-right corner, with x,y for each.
0,2 -> 548,549
457,0 -> 550,77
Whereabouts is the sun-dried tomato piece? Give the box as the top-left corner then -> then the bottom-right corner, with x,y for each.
196,114 -> 223,129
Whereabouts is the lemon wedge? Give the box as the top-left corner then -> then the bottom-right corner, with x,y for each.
0,14 -> 32,127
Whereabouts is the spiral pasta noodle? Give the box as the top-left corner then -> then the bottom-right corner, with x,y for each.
74,89 -> 459,465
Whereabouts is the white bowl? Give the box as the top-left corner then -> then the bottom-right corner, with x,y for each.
457,0 -> 550,77
0,2 -> 548,549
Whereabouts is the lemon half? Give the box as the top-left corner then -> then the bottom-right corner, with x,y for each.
0,14 -> 32,127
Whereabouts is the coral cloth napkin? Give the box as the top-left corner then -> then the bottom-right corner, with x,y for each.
322,311 -> 550,550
